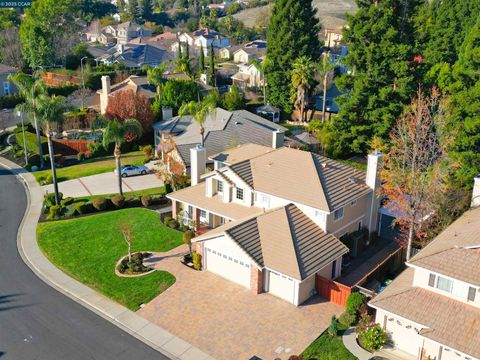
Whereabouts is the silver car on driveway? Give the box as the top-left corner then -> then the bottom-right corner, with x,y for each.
115,165 -> 150,177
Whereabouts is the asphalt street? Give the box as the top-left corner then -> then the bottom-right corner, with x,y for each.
0,166 -> 169,360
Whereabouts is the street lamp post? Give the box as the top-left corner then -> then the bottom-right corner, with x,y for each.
80,56 -> 88,109
17,110 -> 28,165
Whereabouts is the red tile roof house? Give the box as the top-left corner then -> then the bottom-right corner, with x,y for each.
167,144 -> 385,305
369,176 -> 480,360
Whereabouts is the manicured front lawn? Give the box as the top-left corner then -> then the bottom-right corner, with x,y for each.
302,323 -> 358,360
37,208 -> 183,310
33,151 -> 145,182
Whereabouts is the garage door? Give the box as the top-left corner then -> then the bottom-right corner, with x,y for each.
204,247 -> 251,289
385,317 -> 419,356
268,271 -> 295,303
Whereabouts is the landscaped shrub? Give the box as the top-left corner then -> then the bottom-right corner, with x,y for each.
142,145 -> 153,161
164,183 -> 173,193
163,216 -> 172,226
167,218 -> 178,229
328,315 -> 339,337
192,251 -> 202,270
48,205 -> 62,220
44,192 -> 63,207
183,230 -> 195,254
38,174 -> 53,186
111,195 -> 125,208
357,323 -> 388,352
75,201 -> 89,215
117,252 -> 152,274
60,197 -> 74,207
92,197 -> 108,211
339,311 -> 356,327
0,93 -> 24,109
87,141 -> 109,158
346,292 -> 367,317
77,152 -> 85,161
141,195 -> 152,207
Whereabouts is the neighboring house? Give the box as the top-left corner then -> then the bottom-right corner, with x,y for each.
231,63 -> 263,90
173,28 -> 230,56
116,22 -> 152,44
218,46 -> 240,60
97,75 -> 156,114
369,180 -> 480,360
82,20 -> 115,45
153,108 -> 286,170
95,43 -> 171,69
0,64 -> 18,97
207,2 -> 230,10
324,28 -> 343,49
232,40 -> 266,63
167,145 -> 384,305
290,131 -> 321,152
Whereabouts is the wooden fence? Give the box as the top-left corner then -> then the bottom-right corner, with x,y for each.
316,275 -> 352,307
52,139 -> 91,155
41,72 -> 81,87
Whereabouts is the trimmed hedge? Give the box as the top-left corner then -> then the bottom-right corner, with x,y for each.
92,197 -> 108,211
111,195 -> 125,208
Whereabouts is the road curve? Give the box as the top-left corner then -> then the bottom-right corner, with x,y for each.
0,166 -> 168,360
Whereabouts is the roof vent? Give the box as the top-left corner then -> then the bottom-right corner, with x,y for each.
349,176 -> 358,184
321,162 -> 328,168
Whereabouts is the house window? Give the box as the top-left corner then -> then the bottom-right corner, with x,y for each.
468,287 -> 476,302
436,276 -> 453,293
428,273 -> 436,287
333,207 -> 344,222
200,209 -> 207,219
3,81 -> 10,95
236,187 -> 244,200
351,200 -> 357,207
217,181 -> 223,193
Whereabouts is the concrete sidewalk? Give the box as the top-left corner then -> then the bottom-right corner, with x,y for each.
0,156 -> 214,360
41,172 -> 164,197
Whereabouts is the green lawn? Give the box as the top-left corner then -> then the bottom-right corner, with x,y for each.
302,323 -> 358,360
15,130 -> 48,154
37,208 -> 183,310
33,151 -> 145,182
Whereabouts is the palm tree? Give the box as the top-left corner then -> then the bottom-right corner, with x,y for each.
146,62 -> 169,98
9,72 -> 47,168
36,95 -> 69,205
102,119 -> 143,196
178,96 -> 217,146
317,51 -> 338,122
291,56 -> 316,122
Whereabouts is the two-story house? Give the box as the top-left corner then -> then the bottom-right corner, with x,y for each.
173,28 -> 230,56
167,145 -> 384,305
115,22 -> 152,44
369,176 -> 480,360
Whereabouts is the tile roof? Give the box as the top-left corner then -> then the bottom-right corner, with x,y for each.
370,269 -> 480,359
409,206 -> 480,286
209,144 -> 274,165
96,44 -> 171,68
194,204 -> 349,280
98,75 -> 156,99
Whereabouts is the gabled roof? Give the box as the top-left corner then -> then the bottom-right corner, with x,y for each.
191,28 -> 225,39
370,269 -> 480,359
408,206 -> 480,286
97,75 -> 156,99
102,44 -> 171,67
210,144 -> 274,165
195,204 -> 349,280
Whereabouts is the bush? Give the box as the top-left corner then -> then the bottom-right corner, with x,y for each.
0,93 -> 24,109
77,152 -> 85,161
164,183 -> 173,193
192,251 -> 202,270
346,292 -> 367,317
110,195 -> 125,208
358,324 -> 388,352
92,197 -> 108,211
44,192 -> 63,207
142,145 -> 153,161
339,311 -> 356,327
48,205 -> 62,220
75,201 -> 89,215
117,259 -> 128,273
167,218 -> 178,229
183,229 -> 195,253
87,141 -> 109,158
163,216 -> 172,226
60,197 -> 74,207
141,195 -> 152,207
328,315 -> 339,337
38,174 -> 53,186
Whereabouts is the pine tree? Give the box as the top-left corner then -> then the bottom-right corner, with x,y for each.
265,0 -> 321,113
329,0 -> 420,157
209,43 -> 215,86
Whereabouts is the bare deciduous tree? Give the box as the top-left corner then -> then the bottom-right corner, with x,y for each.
120,223 -> 134,262
0,27 -> 22,67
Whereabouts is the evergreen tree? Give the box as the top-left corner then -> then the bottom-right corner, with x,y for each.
330,0 -> 420,157
209,43 -> 215,86
445,18 -> 480,188
199,45 -> 205,72
127,0 -> 139,21
265,0 -> 321,113
137,0 -> 153,22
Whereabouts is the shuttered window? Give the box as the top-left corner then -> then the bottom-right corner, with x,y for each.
468,287 -> 476,302
428,273 -> 436,287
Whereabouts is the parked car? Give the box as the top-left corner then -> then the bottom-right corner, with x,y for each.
115,165 -> 149,177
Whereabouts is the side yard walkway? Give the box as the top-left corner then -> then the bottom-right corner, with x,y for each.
0,156 -> 212,360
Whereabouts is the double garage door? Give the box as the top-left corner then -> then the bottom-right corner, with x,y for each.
204,246 -> 251,289
268,271 -> 295,303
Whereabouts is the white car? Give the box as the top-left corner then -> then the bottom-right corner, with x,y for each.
115,165 -> 149,177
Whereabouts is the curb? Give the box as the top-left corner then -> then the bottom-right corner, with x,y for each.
0,156 -> 214,360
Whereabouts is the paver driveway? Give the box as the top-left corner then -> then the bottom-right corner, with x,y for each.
138,245 -> 343,360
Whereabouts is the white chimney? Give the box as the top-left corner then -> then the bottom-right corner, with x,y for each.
162,107 -> 173,121
471,176 -> 480,208
272,130 -> 284,149
100,75 -> 111,114
190,145 -> 206,186
366,150 -> 383,234
117,43 -> 125,54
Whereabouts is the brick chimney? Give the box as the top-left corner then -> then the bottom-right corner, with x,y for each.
100,75 -> 111,114
190,145 -> 206,186
366,150 -> 383,234
471,176 -> 480,208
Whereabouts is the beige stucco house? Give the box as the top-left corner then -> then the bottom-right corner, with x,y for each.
167,145 -> 384,305
369,177 -> 480,360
